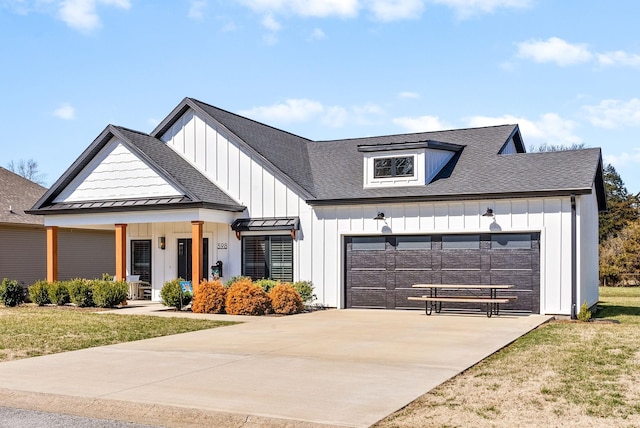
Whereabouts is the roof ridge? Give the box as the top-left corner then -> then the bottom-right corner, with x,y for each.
189,98 -> 312,142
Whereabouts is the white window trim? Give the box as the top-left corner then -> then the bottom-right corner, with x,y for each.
363,149 -> 425,189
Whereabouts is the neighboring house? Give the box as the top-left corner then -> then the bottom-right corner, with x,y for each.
28,98 -> 606,316
0,166 -> 115,286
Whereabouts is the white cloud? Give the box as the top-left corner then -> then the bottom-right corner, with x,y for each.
466,113 -> 582,146
597,51 -> 640,68
309,27 -> 327,40
367,0 -> 425,21
188,0 -> 207,20
582,98 -> 640,129
58,0 -> 130,33
604,148 -> 640,168
236,0 -> 359,18
398,91 -> 420,99
239,99 -> 384,128
516,37 -> 592,67
262,13 -> 281,31
53,103 -> 76,120
393,115 -> 451,132
431,0 -> 531,19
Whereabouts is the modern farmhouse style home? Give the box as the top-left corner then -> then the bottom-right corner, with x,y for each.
28,97 -> 606,316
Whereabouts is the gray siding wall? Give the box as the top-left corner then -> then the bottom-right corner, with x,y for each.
0,226 -> 115,286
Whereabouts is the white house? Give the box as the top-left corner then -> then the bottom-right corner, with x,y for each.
29,97 -> 606,316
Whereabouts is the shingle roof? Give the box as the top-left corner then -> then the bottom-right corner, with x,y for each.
30,98 -> 607,216
0,167 -> 46,225
29,125 -> 245,215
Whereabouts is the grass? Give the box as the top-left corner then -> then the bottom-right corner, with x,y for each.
0,306 -> 238,361
374,287 -> 640,428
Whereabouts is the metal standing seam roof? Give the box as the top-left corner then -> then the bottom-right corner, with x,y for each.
231,217 -> 300,231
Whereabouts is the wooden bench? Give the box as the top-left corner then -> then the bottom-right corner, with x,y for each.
409,284 -> 516,317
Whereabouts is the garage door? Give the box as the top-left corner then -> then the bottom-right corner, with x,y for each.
344,233 -> 540,313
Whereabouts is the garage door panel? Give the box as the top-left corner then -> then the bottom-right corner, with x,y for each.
394,287 -> 429,309
491,252 -> 533,270
442,252 -> 481,269
350,253 -> 384,269
490,270 -> 533,290
394,270 -> 433,288
441,271 -> 482,285
350,288 -> 386,308
349,270 -> 386,288
395,251 -> 431,269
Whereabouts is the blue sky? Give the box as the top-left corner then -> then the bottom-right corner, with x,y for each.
2,0 -> 640,193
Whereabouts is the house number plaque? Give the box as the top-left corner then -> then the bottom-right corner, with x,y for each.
217,243 -> 228,249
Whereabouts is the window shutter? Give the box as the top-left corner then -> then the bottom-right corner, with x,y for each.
269,236 -> 293,282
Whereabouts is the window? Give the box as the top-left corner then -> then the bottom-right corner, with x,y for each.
242,235 -> 293,282
351,236 -> 386,250
442,235 -> 480,250
374,156 -> 414,178
491,234 -> 531,249
396,236 -> 431,250
131,240 -> 151,283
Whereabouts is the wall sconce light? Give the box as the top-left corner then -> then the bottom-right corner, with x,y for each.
374,212 -> 386,221
158,236 -> 166,250
482,208 -> 494,217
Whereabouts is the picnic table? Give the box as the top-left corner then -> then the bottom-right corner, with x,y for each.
408,284 -> 516,317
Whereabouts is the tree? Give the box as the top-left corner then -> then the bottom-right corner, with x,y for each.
600,220 -> 640,286
7,158 -> 45,185
599,164 -> 639,242
529,143 -> 586,152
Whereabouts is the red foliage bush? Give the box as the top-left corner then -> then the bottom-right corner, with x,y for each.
191,279 -> 226,314
269,283 -> 303,315
225,278 -> 271,315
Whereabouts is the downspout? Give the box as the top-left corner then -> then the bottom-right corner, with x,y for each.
571,194 -> 577,320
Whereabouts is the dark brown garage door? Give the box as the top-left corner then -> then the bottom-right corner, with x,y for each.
344,233 -> 540,313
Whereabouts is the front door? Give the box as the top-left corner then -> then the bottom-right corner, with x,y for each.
177,238 -> 209,281
131,240 -> 152,283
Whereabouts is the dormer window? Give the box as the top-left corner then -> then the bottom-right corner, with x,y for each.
374,156 -> 414,178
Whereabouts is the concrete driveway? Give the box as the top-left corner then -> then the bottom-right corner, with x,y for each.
0,307 -> 550,427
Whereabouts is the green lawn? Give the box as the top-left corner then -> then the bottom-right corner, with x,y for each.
0,306 -> 237,361
375,287 -> 640,427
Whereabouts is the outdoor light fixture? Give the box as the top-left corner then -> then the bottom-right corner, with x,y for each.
482,208 -> 494,217
158,236 -> 166,250
374,212 -> 386,221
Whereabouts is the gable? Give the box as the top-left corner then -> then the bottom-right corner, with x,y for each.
53,137 -> 182,203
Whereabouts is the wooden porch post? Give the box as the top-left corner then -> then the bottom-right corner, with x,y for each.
191,221 -> 204,288
115,224 -> 127,281
46,226 -> 58,282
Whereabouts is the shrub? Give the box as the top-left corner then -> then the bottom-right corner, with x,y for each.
254,278 -> 278,293
160,278 -> 192,309
48,281 -> 70,306
224,275 -> 252,287
29,280 -> 51,306
292,281 -> 316,304
192,280 -> 227,314
0,278 -> 25,307
270,283 -> 303,315
92,279 -> 128,308
68,278 -> 94,307
577,301 -> 592,322
225,278 -> 271,315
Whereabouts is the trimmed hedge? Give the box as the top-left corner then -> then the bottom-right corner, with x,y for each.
29,280 -> 51,306
191,280 -> 226,314
225,278 -> 271,315
270,283 -> 303,315
160,278 -> 192,309
1,278 -> 25,307
68,278 -> 94,307
90,279 -> 128,308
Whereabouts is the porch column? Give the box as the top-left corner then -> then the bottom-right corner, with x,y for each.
115,224 -> 127,281
46,226 -> 58,282
191,221 -> 204,288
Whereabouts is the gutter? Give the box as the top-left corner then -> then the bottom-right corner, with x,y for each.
571,194 -> 577,320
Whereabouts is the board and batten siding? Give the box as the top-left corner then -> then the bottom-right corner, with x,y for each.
578,188 -> 600,309
54,138 -> 182,203
313,196 -> 588,315
158,109 -> 314,286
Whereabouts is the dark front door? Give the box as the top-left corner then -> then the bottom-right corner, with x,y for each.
131,240 -> 152,283
177,238 -> 209,281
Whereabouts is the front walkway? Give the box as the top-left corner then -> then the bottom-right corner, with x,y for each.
0,307 -> 550,427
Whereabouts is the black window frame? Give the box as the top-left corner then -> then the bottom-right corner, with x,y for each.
242,235 -> 293,282
373,156 -> 415,178
131,239 -> 152,283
